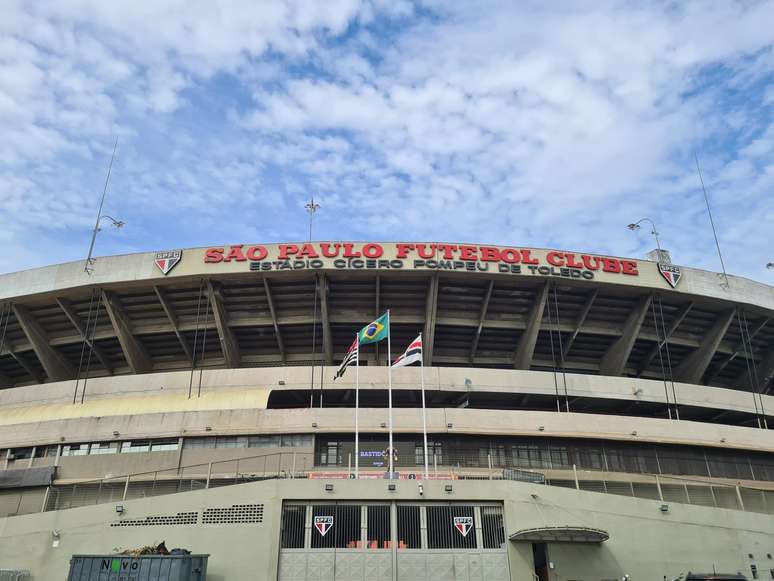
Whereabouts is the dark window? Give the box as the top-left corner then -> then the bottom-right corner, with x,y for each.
481,505 -> 505,549
281,504 -> 306,549
427,505 -> 476,549
311,504 -> 360,549
366,505 -> 390,549
397,505 -> 421,549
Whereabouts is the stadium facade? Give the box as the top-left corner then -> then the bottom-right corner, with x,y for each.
0,241 -> 773,580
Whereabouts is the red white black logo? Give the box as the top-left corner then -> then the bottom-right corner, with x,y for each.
314,515 -> 334,536
154,250 -> 182,275
453,516 -> 473,537
658,263 -> 682,289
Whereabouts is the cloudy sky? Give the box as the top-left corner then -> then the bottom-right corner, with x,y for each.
1,1 -> 773,281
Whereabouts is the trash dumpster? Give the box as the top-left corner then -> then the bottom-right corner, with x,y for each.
67,554 -> 208,581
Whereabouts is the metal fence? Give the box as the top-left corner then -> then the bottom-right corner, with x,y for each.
40,449 -> 774,518
44,450 -> 313,511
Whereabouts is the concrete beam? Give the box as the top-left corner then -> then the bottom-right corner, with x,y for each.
56,297 -> 114,373
470,280 -> 494,363
318,275 -> 333,366
710,316 -> 769,384
600,294 -> 652,376
562,288 -> 598,359
675,308 -> 736,385
12,304 -> 75,381
207,281 -> 241,368
637,300 -> 694,377
263,279 -> 285,363
101,290 -> 153,374
153,286 -> 193,364
9,348 -> 44,383
737,347 -> 774,395
513,283 -> 549,369
423,274 -> 439,366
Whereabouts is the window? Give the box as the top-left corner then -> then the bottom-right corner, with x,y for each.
366,505 -> 391,549
184,437 -> 216,449
34,445 -> 58,458
90,442 -> 118,455
62,444 -> 88,456
249,435 -> 280,448
310,504 -> 360,549
151,440 -> 179,452
121,441 -> 150,453
215,436 -> 248,449
397,505 -> 421,549
481,505 -> 505,548
319,442 -> 341,466
427,505 -> 476,549
282,434 -> 313,448
280,504 -> 306,549
9,447 -> 33,460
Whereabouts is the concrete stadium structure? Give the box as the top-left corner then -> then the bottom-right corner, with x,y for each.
0,241 -> 773,580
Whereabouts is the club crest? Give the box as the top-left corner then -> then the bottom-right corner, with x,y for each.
314,515 -> 333,536
154,250 -> 182,275
453,516 -> 473,537
658,263 -> 682,289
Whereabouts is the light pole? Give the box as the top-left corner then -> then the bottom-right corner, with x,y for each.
84,140 -> 123,275
627,218 -> 663,254
85,216 -> 124,274
304,196 -> 320,241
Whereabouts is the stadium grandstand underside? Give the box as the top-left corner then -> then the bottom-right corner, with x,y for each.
0,242 -> 772,580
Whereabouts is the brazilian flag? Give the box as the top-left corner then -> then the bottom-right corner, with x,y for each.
358,312 -> 389,345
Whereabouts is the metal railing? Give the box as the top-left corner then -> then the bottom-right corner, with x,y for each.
41,451 -> 774,517
44,450 -> 314,512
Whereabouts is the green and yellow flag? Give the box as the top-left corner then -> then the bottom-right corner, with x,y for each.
358,312 -> 389,345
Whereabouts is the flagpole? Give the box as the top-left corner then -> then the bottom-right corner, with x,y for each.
387,309 -> 394,479
355,333 -> 360,479
420,333 -> 429,480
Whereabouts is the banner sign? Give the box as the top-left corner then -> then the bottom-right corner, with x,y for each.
202,242 -> 641,282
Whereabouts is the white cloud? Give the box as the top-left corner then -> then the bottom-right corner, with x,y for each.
0,0 -> 772,283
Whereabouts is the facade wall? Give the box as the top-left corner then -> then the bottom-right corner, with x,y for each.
0,479 -> 772,580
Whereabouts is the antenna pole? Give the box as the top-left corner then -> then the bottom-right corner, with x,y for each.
695,154 -> 730,288
85,139 -> 119,274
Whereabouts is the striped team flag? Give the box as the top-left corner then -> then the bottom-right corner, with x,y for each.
392,335 -> 422,368
333,338 -> 359,380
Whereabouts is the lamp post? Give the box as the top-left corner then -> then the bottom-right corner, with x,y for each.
84,139 -> 123,275
627,218 -> 663,254
85,216 -> 124,274
304,196 -> 320,241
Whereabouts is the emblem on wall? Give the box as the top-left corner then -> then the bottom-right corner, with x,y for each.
154,250 -> 182,275
453,516 -> 473,537
314,515 -> 334,536
658,263 -> 682,288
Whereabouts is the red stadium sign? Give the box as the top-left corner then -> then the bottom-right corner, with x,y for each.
202,242 -> 641,282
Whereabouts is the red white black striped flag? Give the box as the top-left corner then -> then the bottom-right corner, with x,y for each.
392,335 -> 422,368
334,338 -> 359,380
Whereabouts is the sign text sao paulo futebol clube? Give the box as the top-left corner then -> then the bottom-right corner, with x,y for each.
203,242 -> 640,281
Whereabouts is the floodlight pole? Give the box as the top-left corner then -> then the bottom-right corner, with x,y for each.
85,140 -> 122,274
305,196 -> 320,241
627,218 -> 663,254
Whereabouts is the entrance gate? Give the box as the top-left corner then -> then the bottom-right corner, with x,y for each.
278,502 -> 509,581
